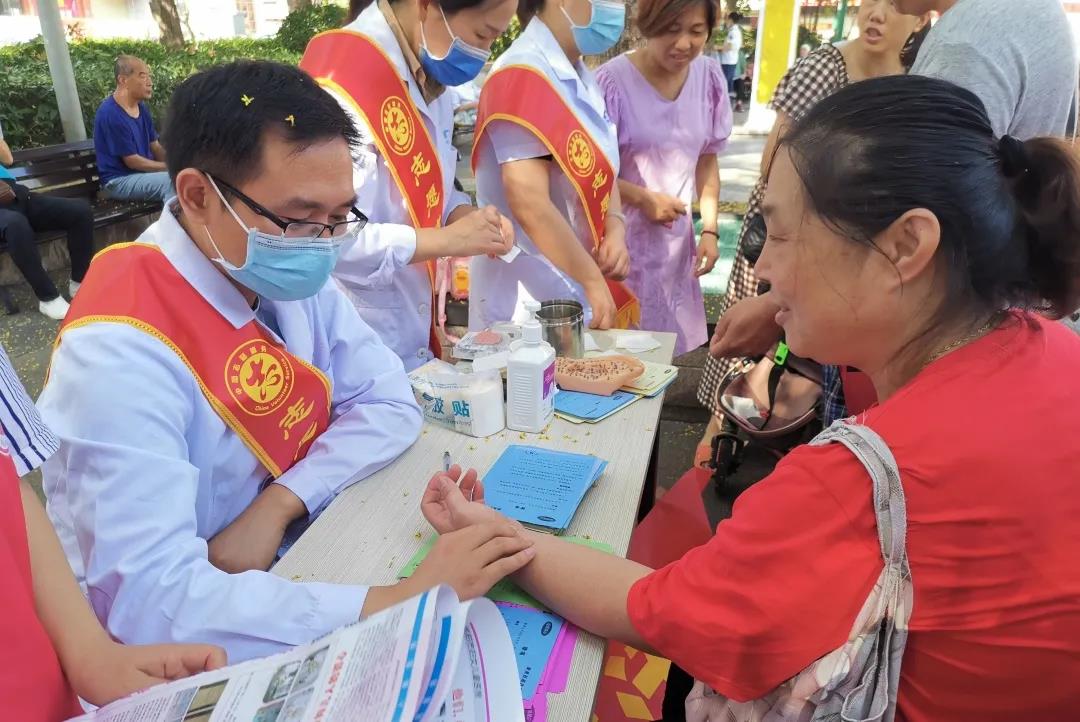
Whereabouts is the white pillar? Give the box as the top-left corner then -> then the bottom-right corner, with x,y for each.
37,0 -> 87,142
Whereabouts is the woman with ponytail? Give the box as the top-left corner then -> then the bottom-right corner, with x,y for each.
422,75 -> 1080,720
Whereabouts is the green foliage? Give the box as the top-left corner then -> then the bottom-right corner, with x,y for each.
0,37 -> 301,151
275,3 -> 348,53
798,25 -> 823,51
489,16 -> 522,63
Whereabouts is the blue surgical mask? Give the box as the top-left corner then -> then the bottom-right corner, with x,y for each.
561,0 -> 626,56
420,7 -> 490,87
204,181 -> 351,302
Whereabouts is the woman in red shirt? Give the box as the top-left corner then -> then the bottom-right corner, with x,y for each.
2,436 -> 224,720
422,74 -> 1080,719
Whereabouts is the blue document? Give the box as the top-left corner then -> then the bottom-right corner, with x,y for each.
553,389 -> 637,420
483,445 -> 607,532
497,603 -> 566,699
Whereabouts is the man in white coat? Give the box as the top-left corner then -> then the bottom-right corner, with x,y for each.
39,60 -> 534,663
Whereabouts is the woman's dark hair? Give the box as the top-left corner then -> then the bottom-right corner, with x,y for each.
518,0 -> 543,24
164,61 -> 359,187
727,11 -> 741,23
782,74 -> 1080,320
636,0 -> 717,37
347,0 -> 492,24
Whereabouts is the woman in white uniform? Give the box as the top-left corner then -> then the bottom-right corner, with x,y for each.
302,0 -> 517,371
470,0 -> 632,331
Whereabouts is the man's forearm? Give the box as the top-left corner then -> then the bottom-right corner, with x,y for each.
123,155 -> 167,173
0,139 -> 13,167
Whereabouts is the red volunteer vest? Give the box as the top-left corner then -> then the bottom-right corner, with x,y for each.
474,65 -> 641,329
55,243 -> 332,479
301,29 -> 446,358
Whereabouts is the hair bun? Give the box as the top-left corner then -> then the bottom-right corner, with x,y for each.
998,135 -> 1029,179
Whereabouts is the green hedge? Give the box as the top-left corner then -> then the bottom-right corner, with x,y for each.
0,37 -> 300,151
0,3 -> 520,152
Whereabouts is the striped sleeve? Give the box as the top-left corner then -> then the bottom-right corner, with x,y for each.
0,345 -> 58,476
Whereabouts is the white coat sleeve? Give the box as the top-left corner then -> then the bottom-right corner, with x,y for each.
273,283 -> 422,513
335,139 -> 418,289
39,325 -> 368,662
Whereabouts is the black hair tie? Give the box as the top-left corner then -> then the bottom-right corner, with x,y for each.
998,135 -> 1029,179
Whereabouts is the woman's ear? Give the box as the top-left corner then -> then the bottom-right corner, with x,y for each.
876,208 -> 941,286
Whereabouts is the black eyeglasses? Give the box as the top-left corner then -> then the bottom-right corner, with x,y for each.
206,173 -> 368,239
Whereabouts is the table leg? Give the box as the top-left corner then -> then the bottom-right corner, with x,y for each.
637,433 -> 660,522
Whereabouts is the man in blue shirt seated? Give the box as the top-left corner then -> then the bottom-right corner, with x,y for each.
0,119 -> 94,320
93,55 -> 172,202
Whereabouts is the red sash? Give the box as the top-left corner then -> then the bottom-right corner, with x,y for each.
54,244 -> 332,479
474,65 -> 640,329
301,30 -> 445,358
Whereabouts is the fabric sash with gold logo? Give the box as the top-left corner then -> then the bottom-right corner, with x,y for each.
53,244 -> 332,479
473,65 -> 640,329
301,29 -> 447,356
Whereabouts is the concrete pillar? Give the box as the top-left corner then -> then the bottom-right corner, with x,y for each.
37,0 -> 87,142
746,0 -> 801,134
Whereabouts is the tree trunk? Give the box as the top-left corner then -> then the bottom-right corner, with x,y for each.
148,0 -> 186,48
288,0 -> 313,10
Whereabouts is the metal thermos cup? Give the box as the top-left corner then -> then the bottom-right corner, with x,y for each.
537,300 -> 584,358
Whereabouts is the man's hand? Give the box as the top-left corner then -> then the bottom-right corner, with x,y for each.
70,640 -> 226,707
208,484 -> 306,573
422,466 -> 505,534
695,233 -> 719,277
643,191 -> 687,225
437,206 -> 514,259
409,523 -> 535,601
709,293 -> 783,359
0,182 -> 15,206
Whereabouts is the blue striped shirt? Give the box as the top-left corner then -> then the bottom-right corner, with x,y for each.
0,344 -> 58,476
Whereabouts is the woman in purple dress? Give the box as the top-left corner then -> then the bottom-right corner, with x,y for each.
596,0 -> 732,356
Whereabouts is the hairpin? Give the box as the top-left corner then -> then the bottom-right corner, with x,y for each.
285,114 -> 296,127
241,94 -> 254,106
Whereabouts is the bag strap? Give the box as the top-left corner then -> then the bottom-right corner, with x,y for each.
811,423 -> 909,575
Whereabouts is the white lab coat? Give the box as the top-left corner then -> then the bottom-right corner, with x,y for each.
328,2 -> 472,371
469,18 -> 620,331
38,206 -> 423,662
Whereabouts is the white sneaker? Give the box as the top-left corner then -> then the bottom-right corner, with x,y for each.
38,296 -> 70,321
68,279 -> 81,298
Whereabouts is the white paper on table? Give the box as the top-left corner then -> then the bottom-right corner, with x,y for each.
613,332 -> 662,354
68,586 -> 524,722
583,332 -> 600,352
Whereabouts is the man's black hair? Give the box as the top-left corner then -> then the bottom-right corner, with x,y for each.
163,60 -> 359,186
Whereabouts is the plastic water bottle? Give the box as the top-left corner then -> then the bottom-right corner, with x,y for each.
506,317 -> 556,433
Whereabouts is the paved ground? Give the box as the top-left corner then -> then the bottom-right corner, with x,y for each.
5,117 -> 765,498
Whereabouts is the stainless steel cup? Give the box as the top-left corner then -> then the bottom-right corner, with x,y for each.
538,299 -> 584,358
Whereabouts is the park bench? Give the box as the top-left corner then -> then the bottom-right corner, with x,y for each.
3,139 -> 161,314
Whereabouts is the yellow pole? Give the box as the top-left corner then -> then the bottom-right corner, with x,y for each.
747,0 -> 801,130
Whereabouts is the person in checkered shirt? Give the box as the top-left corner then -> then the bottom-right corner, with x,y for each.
694,1 -> 930,465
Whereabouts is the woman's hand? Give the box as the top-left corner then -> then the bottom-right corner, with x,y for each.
409,523 -> 535,601
596,225 -> 631,281
435,206 -> 514,259
709,293 -> 783,359
422,465 -> 500,534
70,640 -> 226,707
695,232 -> 720,277
643,191 -> 687,225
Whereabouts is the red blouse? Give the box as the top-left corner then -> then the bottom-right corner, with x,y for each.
0,436 -> 82,721
628,314 -> 1080,720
